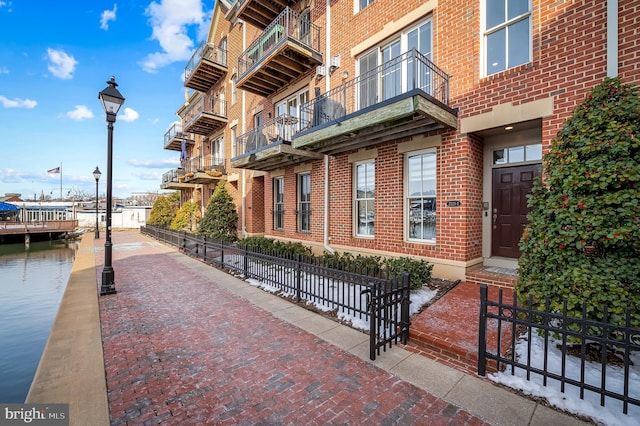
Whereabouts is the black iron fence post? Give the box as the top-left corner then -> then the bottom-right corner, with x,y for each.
478,284 -> 488,376
295,253 -> 302,302
401,272 -> 410,344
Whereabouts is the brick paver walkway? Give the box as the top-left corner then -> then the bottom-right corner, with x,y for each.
97,232 -> 490,425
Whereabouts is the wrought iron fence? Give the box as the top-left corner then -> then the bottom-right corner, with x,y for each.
478,285 -> 640,415
141,225 -> 410,360
299,49 -> 450,132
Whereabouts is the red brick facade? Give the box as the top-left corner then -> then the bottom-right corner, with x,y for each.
169,0 -> 639,280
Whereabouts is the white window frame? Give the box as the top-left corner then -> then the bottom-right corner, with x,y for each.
211,136 -> 224,164
273,176 -> 284,231
356,18 -> 432,109
276,88 -> 309,139
231,126 -> 237,157
354,160 -> 375,238
405,148 -> 437,243
355,0 -> 374,14
482,0 -> 532,77
297,173 -> 311,233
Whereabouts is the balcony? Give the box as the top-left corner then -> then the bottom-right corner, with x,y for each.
183,156 -> 227,184
160,169 -> 195,190
184,41 -> 228,93
237,7 -> 322,97
182,95 -> 228,136
230,0 -> 297,30
231,115 -> 322,171
163,122 -> 195,151
293,50 -> 458,155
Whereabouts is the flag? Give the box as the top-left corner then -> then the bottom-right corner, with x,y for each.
47,167 -> 60,174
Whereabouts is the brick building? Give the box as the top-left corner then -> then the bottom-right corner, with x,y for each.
160,0 -> 639,282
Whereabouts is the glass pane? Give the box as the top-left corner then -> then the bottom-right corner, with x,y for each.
409,197 -> 435,240
487,28 -> 506,75
382,41 -> 401,101
508,18 -> 530,68
508,146 -> 524,163
486,0 -> 505,29
525,144 -> 542,161
357,200 -> 374,235
508,0 -> 529,19
493,149 -> 506,164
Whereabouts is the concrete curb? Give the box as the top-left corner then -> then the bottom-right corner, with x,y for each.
26,234 -> 109,426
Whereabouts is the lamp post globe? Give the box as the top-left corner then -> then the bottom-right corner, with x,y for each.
93,166 -> 101,239
98,76 -> 125,296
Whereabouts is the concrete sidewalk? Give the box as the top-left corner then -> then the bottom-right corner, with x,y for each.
29,231 -> 588,425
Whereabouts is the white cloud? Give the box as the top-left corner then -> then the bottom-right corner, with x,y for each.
128,158 -> 179,168
46,48 -> 78,79
119,107 -> 139,122
100,4 -> 117,30
0,95 -> 37,108
140,0 -> 208,73
0,2 -> 12,12
0,66 -> 8,74
66,105 -> 94,120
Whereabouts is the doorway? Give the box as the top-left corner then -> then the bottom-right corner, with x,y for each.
491,164 -> 541,258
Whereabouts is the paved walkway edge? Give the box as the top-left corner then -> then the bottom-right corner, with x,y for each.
26,234 -> 110,426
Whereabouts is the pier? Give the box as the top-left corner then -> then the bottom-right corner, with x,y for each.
0,220 -> 78,244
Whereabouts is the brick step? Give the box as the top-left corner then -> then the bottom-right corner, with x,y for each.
465,266 -> 518,289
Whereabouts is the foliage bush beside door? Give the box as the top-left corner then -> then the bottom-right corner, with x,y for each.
517,77 -> 640,330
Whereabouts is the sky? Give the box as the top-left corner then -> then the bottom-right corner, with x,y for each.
0,0 -> 213,200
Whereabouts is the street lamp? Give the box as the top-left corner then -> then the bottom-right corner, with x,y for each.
98,76 -> 125,296
93,166 -> 101,239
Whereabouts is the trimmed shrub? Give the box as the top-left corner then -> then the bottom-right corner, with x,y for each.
148,192 -> 179,228
199,180 -> 239,242
517,77 -> 640,330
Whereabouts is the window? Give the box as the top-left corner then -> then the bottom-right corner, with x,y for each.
276,88 -> 309,139
357,19 -> 432,108
297,173 -> 311,233
254,112 -> 262,130
231,74 -> 237,105
354,161 -> 375,237
492,143 -> 542,165
299,9 -> 311,46
214,89 -> 226,116
484,0 -> 531,76
219,36 -> 228,65
406,150 -> 436,242
211,137 -> 224,166
273,176 -> 284,230
231,126 -> 237,157
357,0 -> 374,13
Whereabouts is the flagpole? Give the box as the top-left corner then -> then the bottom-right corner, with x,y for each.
60,163 -> 62,200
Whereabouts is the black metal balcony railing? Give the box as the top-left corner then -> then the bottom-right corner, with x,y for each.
163,123 -> 193,149
185,41 -> 227,81
299,49 -> 450,130
161,168 -> 185,184
181,95 -> 228,135
238,7 -> 321,78
234,114 -> 300,157
184,156 -> 225,175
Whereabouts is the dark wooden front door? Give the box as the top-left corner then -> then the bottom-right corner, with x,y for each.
491,164 -> 541,258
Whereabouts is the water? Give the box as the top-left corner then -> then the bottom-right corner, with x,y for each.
0,240 -> 78,403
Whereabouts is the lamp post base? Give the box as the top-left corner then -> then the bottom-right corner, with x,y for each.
100,268 -> 116,295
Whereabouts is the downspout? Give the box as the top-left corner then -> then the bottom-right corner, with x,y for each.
323,0 -> 334,253
240,19 -> 248,238
607,0 -> 618,78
